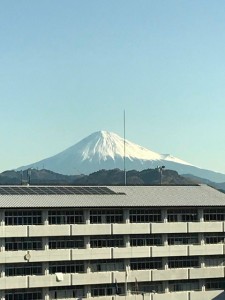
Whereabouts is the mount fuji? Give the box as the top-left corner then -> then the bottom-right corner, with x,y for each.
17,131 -> 225,183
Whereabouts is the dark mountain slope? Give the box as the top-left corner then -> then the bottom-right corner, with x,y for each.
0,168 -> 192,186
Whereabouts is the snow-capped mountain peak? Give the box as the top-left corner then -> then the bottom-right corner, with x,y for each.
74,131 -> 192,166
16,130 -> 225,182
77,130 -> 164,162
78,131 -> 125,161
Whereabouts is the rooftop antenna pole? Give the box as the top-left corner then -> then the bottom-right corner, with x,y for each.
28,169 -> 31,185
124,110 -> 126,186
21,170 -> 23,185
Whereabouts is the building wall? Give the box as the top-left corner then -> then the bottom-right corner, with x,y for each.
0,206 -> 225,299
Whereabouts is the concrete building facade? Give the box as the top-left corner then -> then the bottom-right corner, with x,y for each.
0,185 -> 225,300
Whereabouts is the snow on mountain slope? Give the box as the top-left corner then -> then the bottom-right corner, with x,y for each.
161,153 -> 192,166
17,131 -> 225,183
69,131 -> 192,164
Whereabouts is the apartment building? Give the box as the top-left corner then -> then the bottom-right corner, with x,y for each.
0,184 -> 225,300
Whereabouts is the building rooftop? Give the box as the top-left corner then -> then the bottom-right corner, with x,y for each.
0,184 -> 224,208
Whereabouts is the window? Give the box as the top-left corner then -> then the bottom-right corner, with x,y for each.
135,281 -> 163,293
90,235 -> 124,248
204,233 -> 225,244
169,280 -> 199,292
91,284 -> 123,297
168,234 -> 198,245
6,289 -> 42,300
205,256 -> 225,267
49,236 -> 84,249
48,210 -> 84,224
130,258 -> 162,270
5,263 -> 42,277
5,237 -> 42,251
167,209 -> 198,222
49,286 -> 84,299
129,209 -> 161,223
5,210 -> 42,225
204,209 -> 225,221
205,278 -> 225,290
49,261 -> 84,274
168,256 -> 199,269
90,259 -> 124,272
130,234 -> 162,246
90,209 -> 123,224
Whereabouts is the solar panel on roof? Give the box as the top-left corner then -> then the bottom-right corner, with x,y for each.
0,186 -> 123,195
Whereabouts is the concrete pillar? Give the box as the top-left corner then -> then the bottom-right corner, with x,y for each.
0,264 -> 5,278
43,237 -> 49,250
124,235 -> 130,247
163,281 -> 169,293
84,209 -> 90,224
162,257 -> 168,270
198,208 -> 204,222
84,236 -> 90,249
162,209 -> 167,223
199,233 -> 204,245
42,210 -> 48,225
43,262 -> 49,275
162,234 -> 168,246
124,259 -> 130,295
199,256 -> 205,268
85,285 -> 91,298
0,238 -> 5,252
0,290 -> 5,300
0,210 -> 5,226
85,260 -> 91,273
43,287 -> 49,300
124,209 -> 130,224
124,258 -> 130,271
199,279 -> 205,291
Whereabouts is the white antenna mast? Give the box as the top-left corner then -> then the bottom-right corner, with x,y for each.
124,110 -> 126,186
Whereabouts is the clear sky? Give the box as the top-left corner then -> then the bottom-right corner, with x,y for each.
0,0 -> 225,173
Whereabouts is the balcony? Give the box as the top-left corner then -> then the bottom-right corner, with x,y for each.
29,249 -> 71,262
72,272 -> 111,285
151,245 -> 188,257
113,223 -> 150,235
72,248 -> 111,260
29,225 -> 70,237
0,250 -> 27,263
0,249 -> 71,264
113,246 -> 150,259
189,266 -> 224,279
71,224 -> 111,236
151,222 -> 187,234
0,225 -> 28,238
152,268 -> 188,281
29,273 -> 71,288
189,244 -> 223,256
189,290 -> 225,300
0,276 -> 28,289
188,222 -> 223,233
113,270 -> 151,283
153,292 -> 188,300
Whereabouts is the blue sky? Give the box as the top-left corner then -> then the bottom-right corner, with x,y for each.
0,0 -> 225,173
